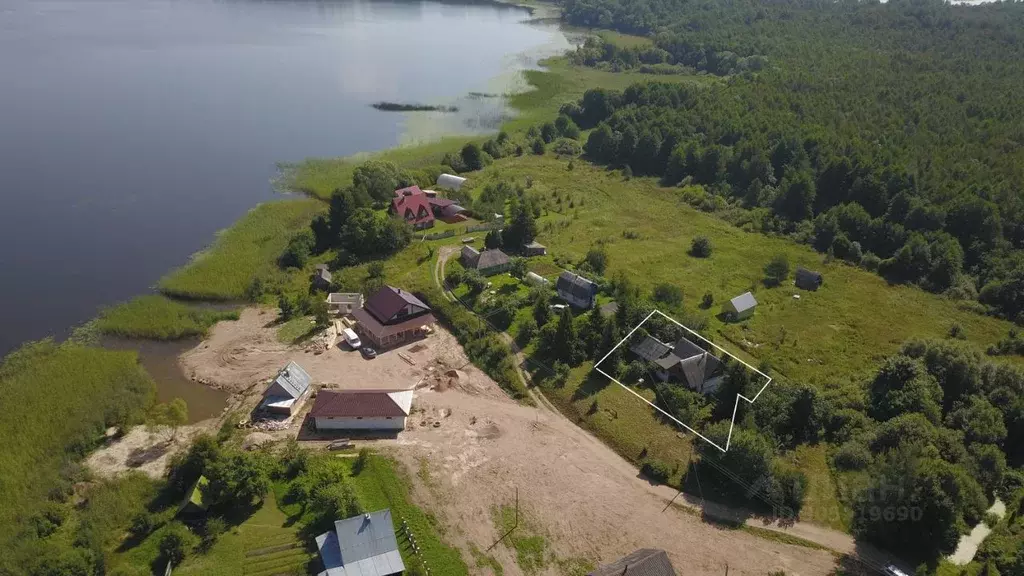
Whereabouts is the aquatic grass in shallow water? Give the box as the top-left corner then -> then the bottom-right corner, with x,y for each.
158,199 -> 324,300
96,295 -> 239,340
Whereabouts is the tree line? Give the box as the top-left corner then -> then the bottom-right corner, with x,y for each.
554,0 -> 1024,322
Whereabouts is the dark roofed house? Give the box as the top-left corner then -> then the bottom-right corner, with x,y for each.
389,186 -> 435,230
556,271 -> 598,309
795,267 -> 824,291
631,334 -> 725,394
313,264 -> 333,291
589,549 -> 677,576
427,197 -> 467,222
461,246 -> 481,269
630,336 -> 673,363
467,249 -> 511,276
311,389 -> 413,431
260,361 -> 313,415
315,508 -> 405,576
351,286 -> 435,349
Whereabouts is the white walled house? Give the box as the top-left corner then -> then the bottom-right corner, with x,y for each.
310,389 -> 413,431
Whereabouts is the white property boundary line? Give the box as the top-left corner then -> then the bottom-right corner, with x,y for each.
593,309 -> 772,453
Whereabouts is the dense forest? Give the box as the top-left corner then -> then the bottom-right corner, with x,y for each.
557,0 -> 1024,322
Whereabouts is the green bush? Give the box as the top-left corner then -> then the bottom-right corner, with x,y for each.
690,235 -> 713,257
832,441 -> 872,471
159,522 -> 196,565
640,459 -> 672,483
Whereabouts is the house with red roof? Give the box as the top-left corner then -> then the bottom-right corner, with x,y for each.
310,389 -> 413,431
351,285 -> 435,349
389,186 -> 435,230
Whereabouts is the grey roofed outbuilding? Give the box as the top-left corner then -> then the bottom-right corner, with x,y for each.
315,509 -> 405,576
795,267 -> 823,291
588,548 -> 677,576
729,291 -> 757,313
264,361 -> 312,400
631,336 -> 672,363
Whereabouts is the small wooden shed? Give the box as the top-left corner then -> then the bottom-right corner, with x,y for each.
795,267 -> 823,291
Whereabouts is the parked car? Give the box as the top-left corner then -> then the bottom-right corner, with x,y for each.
884,565 -> 909,576
342,328 -> 361,349
360,346 -> 377,359
549,304 -> 568,312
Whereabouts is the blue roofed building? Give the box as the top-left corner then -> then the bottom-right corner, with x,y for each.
259,361 -> 312,416
315,509 -> 405,576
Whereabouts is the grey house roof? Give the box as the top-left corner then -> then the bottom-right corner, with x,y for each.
476,249 -> 510,270
556,271 -> 597,301
729,291 -> 757,313
631,336 -> 672,363
314,265 -> 333,284
589,549 -> 677,576
671,336 -> 706,360
316,509 -> 404,576
461,246 -> 481,268
265,361 -> 312,399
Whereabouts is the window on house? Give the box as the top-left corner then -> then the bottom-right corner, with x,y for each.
356,416 -> 363,420
386,417 -> 393,420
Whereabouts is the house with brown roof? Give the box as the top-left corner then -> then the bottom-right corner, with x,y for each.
310,389 -> 414,431
389,186 -> 435,230
351,286 -> 435,349
588,549 -> 676,576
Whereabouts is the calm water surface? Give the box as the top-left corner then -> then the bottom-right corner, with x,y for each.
0,0 -> 569,357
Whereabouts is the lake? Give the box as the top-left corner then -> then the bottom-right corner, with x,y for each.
0,0 -> 570,357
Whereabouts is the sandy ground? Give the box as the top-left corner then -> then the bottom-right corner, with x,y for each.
180,308 -> 500,398
86,424 -> 210,480
381,388 -> 840,576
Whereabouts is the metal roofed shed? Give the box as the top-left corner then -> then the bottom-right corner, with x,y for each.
260,361 -> 313,415
315,509 -> 405,576
524,241 -> 547,256
723,291 -> 757,321
795,267 -> 824,291
436,173 -> 466,190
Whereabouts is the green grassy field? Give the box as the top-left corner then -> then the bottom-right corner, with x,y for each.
416,151 -> 1020,526
96,295 -> 239,340
158,199 -> 325,301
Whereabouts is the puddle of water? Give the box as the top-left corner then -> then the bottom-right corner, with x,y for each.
102,337 -> 229,423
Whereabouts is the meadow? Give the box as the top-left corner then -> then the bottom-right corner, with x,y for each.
158,199 -> 325,301
96,295 -> 239,340
0,342 -> 155,571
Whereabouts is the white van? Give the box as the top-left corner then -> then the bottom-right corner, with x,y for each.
342,328 -> 361,349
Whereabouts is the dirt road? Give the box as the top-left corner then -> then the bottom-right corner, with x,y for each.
389,385 -> 842,576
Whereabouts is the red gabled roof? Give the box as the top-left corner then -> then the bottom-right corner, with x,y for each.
391,186 -> 434,226
310,390 -> 408,418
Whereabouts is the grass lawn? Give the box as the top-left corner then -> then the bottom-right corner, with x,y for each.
172,492 -> 311,576
96,295 -> 239,340
779,444 -> 849,531
159,199 -> 325,301
275,315 -> 319,344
